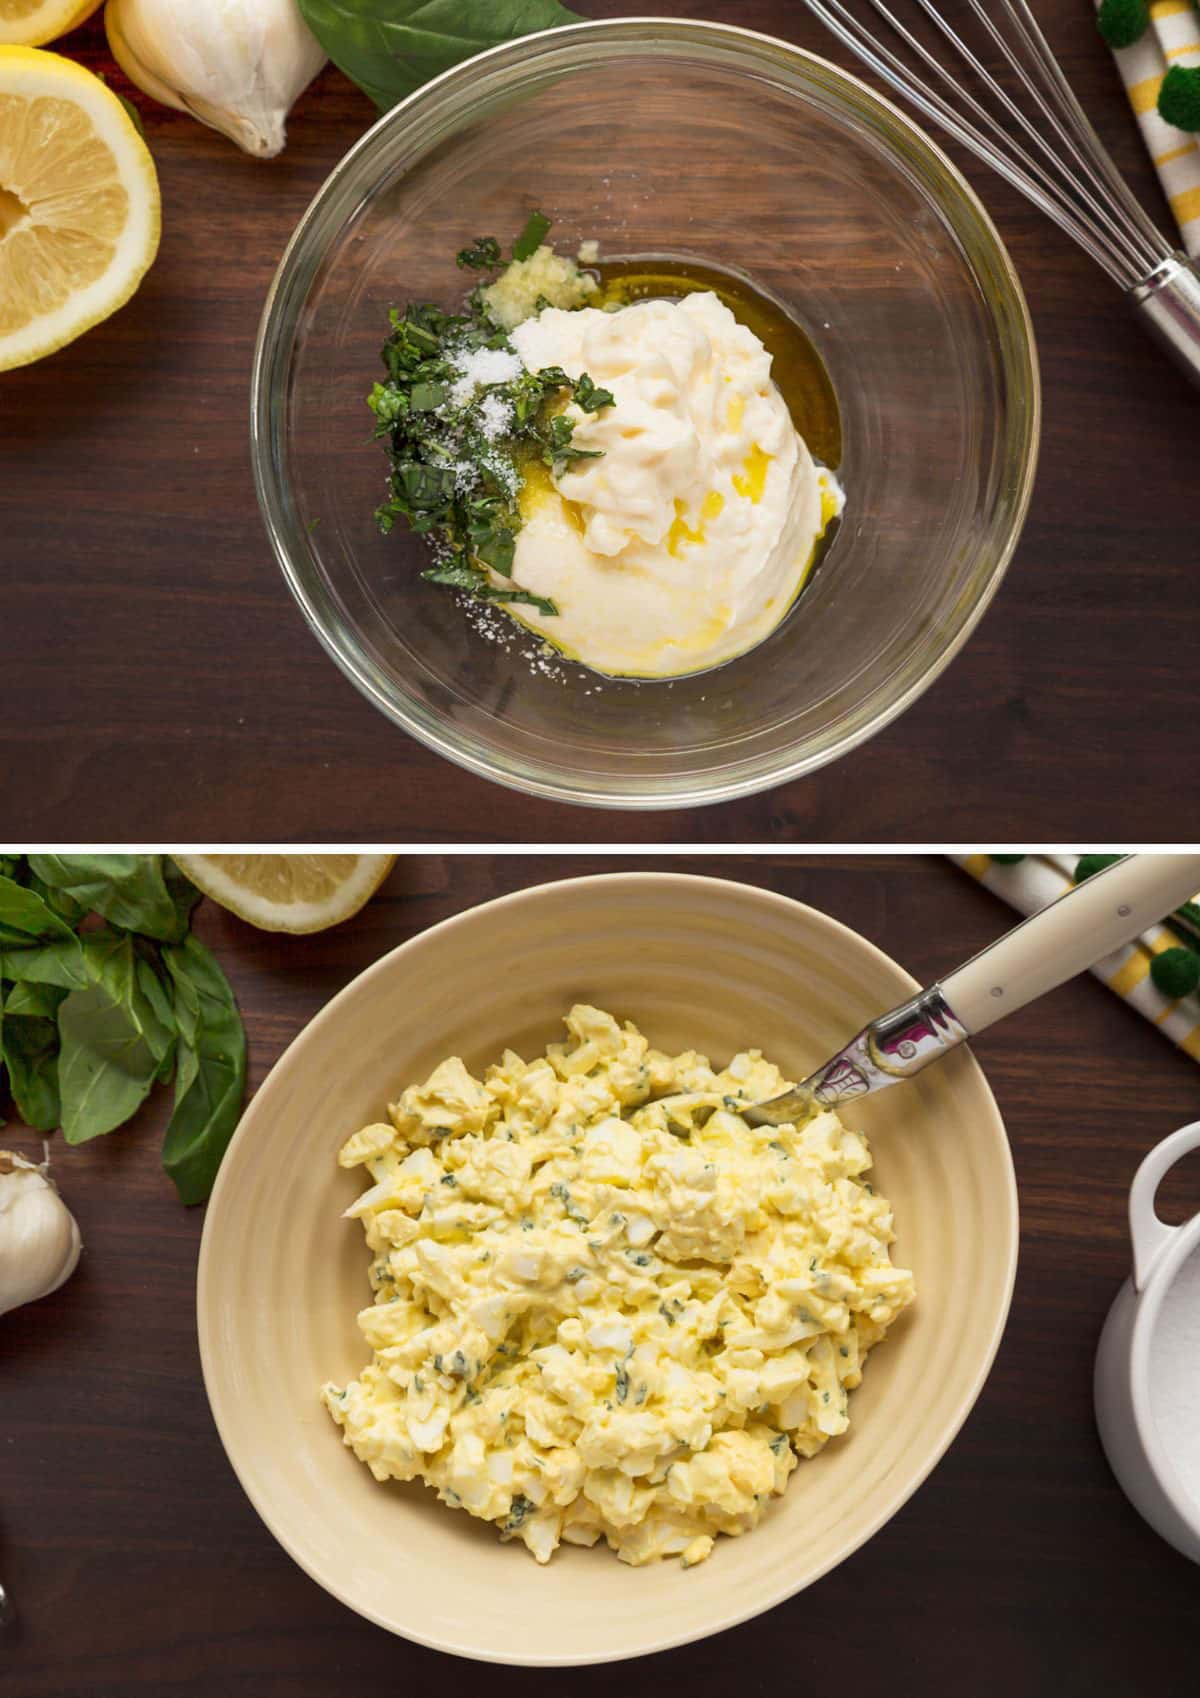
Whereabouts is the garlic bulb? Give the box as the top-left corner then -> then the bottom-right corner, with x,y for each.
0,1150 -> 82,1319
104,0 -> 327,159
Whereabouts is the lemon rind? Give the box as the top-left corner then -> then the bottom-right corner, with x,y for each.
173,856 -> 397,935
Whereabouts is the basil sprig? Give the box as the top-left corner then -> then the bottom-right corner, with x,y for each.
28,853 -> 200,942
0,855 -> 246,1204
297,0 -> 583,112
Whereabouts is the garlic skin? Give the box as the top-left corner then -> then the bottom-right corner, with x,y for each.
0,1150 -> 82,1319
104,0 -> 327,159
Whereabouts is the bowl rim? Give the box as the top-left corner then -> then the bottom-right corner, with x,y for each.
251,16 -> 1041,811
197,870 -> 1020,1664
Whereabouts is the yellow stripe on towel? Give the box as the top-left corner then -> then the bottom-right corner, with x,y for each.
1128,72 -> 1166,114
1172,184 -> 1200,222
1107,950 -> 1152,997
1105,926 -> 1178,999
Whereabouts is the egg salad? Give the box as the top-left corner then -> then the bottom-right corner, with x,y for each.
322,1006 -> 914,1568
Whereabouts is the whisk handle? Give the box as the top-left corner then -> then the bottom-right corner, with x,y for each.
1132,255 -> 1200,391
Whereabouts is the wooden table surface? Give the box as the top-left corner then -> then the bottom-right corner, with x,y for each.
5,854 -> 1200,1697
3,1 -> 1198,844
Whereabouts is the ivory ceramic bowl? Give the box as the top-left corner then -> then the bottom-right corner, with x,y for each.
197,874 -> 1018,1664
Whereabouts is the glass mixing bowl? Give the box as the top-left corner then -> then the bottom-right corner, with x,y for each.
252,17 -> 1039,809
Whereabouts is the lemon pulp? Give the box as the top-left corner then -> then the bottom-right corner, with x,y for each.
0,47 -> 159,369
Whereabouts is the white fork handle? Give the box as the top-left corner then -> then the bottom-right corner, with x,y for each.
941,854 -> 1200,1036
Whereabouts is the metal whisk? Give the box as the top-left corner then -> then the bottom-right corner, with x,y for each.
801,0 -> 1200,386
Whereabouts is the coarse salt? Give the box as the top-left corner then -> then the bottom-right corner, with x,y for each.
479,392 -> 515,442
452,460 -> 480,496
448,346 -> 523,407
460,597 -> 568,681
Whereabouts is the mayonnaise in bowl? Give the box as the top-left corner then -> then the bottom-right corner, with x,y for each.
504,294 -> 842,678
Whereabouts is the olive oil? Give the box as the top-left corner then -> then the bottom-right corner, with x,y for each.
594,255 -> 842,469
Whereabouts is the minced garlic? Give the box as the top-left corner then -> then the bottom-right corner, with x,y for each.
482,243 -> 599,331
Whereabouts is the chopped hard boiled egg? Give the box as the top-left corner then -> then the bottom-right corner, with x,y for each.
322,1006 -> 914,1568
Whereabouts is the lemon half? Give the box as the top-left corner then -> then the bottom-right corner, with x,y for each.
0,0 -> 101,47
174,856 -> 397,934
0,46 -> 159,371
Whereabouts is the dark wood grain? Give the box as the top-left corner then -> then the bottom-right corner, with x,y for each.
2,2 -> 1198,842
5,854 -> 1200,1696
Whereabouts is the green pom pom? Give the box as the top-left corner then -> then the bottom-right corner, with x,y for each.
1074,853 -> 1123,883
1159,65 -> 1200,132
1097,0 -> 1150,47
989,854 -> 1026,865
1151,947 -> 1200,1000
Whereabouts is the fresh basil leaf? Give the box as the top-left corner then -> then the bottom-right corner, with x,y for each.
479,585 -> 559,614
422,560 -> 487,593
297,0 -> 583,111
58,933 -> 173,1144
2,982 -> 66,1132
163,949 -> 203,1126
0,874 -> 81,944
29,854 -> 194,943
164,858 -> 203,939
0,876 -> 87,988
25,870 -> 87,927
513,210 -> 552,262
574,371 -> 615,413
538,411 -> 602,468
161,936 -> 247,1207
394,461 -> 458,509
457,236 -> 501,270
421,559 -> 558,614
0,937 -> 88,990
136,956 -> 178,1084
474,528 -> 516,575
3,1038 -> 59,1130
409,380 -> 448,412
0,855 -> 22,880
7,981 -> 68,1021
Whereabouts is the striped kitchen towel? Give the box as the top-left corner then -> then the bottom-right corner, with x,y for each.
952,853 -> 1200,1062
1098,0 -> 1200,256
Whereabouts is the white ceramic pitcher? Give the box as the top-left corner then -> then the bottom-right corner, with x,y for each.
1094,1121 -> 1200,1563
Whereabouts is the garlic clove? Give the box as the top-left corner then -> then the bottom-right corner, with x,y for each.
105,1 -> 189,118
0,1149 -> 82,1319
181,93 -> 286,161
104,0 -> 327,160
